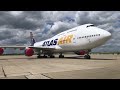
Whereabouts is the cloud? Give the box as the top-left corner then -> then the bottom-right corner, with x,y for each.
49,21 -> 77,34
9,11 -> 23,16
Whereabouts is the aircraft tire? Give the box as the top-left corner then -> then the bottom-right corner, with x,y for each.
37,55 -> 42,58
50,55 -> 55,58
59,55 -> 64,58
44,55 -> 47,58
84,55 -> 91,59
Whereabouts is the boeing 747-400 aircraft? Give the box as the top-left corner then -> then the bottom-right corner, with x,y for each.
0,24 -> 111,59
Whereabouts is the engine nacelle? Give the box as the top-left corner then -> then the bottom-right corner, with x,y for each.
74,50 -> 86,55
0,48 -> 4,55
25,48 -> 34,56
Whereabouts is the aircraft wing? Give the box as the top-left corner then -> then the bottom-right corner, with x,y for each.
0,46 -> 26,48
0,45 -> 61,51
28,46 -> 57,50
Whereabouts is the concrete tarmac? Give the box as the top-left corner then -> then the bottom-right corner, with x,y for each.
0,54 -> 119,79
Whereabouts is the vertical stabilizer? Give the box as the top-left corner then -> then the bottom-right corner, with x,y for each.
30,32 -> 36,46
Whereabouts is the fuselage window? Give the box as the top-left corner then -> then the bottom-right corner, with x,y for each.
78,34 -> 101,39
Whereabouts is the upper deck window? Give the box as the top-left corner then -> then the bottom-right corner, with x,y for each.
86,24 -> 94,28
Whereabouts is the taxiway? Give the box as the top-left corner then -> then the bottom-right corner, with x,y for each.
0,54 -> 119,79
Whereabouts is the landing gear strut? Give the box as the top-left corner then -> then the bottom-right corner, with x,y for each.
43,55 -> 47,58
37,50 -> 42,58
59,53 -> 64,58
37,54 -> 47,58
37,51 -> 55,58
84,54 -> 91,59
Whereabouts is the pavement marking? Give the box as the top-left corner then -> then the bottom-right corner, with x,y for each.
2,66 -> 6,77
0,75 -> 27,79
26,74 -> 50,79
6,72 -> 31,77
0,66 -> 5,78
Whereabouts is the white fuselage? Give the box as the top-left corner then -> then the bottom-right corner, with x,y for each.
34,24 -> 111,53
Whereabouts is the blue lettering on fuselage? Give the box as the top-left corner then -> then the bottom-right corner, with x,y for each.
42,39 -> 58,46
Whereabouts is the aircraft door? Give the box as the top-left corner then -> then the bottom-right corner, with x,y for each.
73,35 -> 76,44
86,37 -> 91,43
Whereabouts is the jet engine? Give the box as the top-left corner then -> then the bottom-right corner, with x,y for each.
25,48 -> 34,56
74,50 -> 86,55
0,48 -> 4,55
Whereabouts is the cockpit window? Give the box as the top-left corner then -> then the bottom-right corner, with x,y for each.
86,24 -> 94,28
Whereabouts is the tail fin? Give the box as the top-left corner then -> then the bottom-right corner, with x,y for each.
30,32 -> 36,46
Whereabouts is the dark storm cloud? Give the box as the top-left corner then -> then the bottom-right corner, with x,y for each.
23,11 -> 43,18
0,11 -> 44,30
9,18 -> 38,30
75,11 -> 119,26
0,30 -> 14,40
0,11 -> 46,46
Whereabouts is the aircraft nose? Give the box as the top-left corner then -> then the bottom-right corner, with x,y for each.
100,30 -> 112,42
104,30 -> 111,39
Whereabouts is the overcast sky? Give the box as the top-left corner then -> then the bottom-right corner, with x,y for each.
0,11 -> 120,53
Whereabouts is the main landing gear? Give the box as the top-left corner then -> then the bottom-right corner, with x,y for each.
50,55 -> 55,58
37,55 -> 47,58
84,54 -> 91,59
37,54 -> 55,58
59,53 -> 64,58
37,52 -> 65,58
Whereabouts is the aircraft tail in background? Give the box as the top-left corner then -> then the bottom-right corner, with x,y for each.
30,32 -> 36,46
